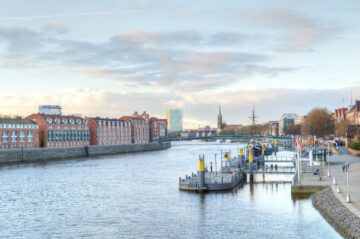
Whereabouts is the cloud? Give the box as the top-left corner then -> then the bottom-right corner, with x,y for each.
235,7 -> 338,51
0,26 -> 291,92
0,86 -> 356,129
43,21 -> 69,34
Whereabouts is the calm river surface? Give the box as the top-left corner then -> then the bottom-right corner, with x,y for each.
0,142 -> 342,238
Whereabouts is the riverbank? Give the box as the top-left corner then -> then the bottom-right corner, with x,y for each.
0,142 -> 171,165
312,187 -> 360,239
291,152 -> 360,238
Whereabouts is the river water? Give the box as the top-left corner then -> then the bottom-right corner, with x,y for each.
0,142 -> 342,238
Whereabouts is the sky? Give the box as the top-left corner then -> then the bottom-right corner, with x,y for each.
0,0 -> 360,128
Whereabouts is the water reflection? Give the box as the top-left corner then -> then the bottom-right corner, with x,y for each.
0,142 -> 342,239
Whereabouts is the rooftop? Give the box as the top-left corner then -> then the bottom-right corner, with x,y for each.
0,118 -> 37,125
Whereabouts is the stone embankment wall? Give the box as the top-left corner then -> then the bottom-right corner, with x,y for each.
312,187 -> 360,239
0,142 -> 171,164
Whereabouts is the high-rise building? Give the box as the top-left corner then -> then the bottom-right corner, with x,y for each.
166,109 -> 183,132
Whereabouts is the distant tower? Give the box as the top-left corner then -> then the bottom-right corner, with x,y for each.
217,105 -> 223,134
249,105 -> 259,137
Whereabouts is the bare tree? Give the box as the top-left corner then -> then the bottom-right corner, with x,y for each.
302,108 -> 334,137
335,119 -> 350,137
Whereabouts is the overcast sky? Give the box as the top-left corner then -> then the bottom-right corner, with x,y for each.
0,0 -> 359,128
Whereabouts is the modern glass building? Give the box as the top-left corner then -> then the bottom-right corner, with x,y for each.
166,109 -> 183,132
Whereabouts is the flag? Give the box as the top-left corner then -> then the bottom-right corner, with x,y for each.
296,135 -> 302,151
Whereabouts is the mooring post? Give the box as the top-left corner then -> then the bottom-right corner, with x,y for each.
249,145 -> 254,183
198,155 -> 205,192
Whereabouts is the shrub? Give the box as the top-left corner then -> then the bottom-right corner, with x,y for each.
348,141 -> 360,150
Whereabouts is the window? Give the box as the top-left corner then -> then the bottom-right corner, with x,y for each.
11,131 -> 17,143
2,131 -> 8,143
20,131 -> 25,142
28,131 -> 33,142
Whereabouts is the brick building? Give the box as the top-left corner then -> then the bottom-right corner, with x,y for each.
87,117 -> 131,145
149,117 -> 167,141
334,108 -> 348,123
120,114 -> 149,144
26,114 -> 90,147
346,101 -> 360,125
0,118 -> 39,150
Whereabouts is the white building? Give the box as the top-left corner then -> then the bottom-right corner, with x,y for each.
39,105 -> 62,115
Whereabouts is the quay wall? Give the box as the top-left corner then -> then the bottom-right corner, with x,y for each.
0,142 -> 171,164
312,187 -> 360,239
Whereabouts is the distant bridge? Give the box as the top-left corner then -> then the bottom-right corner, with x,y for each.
159,135 -> 293,142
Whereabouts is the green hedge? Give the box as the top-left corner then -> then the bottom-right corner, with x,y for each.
349,141 -> 360,150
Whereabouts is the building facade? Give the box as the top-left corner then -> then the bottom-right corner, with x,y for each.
269,121 -> 279,136
166,109 -> 183,132
38,105 -> 62,115
346,101 -> 360,125
279,113 -> 298,136
87,117 -> 131,145
26,114 -> 90,148
0,118 -> 39,150
149,117 -> 167,141
334,108 -> 348,123
120,115 -> 149,144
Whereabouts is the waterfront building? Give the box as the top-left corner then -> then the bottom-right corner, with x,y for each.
149,117 -> 167,141
279,113 -> 298,135
38,105 -> 62,115
120,115 -> 149,144
0,118 -> 39,150
26,114 -> 90,147
334,108 -> 348,123
166,109 -> 183,132
87,117 -> 132,145
346,100 -> 360,125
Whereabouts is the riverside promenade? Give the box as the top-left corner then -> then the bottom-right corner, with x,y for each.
292,147 -> 360,238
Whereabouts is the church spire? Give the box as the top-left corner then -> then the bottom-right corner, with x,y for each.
217,104 -> 223,133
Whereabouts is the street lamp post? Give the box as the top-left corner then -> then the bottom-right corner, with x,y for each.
346,164 -> 351,203
215,153 -> 217,176
327,142 -> 331,177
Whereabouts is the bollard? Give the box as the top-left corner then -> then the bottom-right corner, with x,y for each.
249,146 -> 254,183
346,194 -> 351,203
333,176 -> 337,185
198,155 -> 205,192
336,187 -> 341,193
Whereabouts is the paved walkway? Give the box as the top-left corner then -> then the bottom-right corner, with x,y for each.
329,154 -> 360,217
337,146 -> 350,155
298,152 -> 360,217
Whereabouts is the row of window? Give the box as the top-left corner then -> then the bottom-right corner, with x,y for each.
46,117 -> 88,125
0,124 -> 38,129
97,121 -> 130,127
1,144 -> 34,149
1,131 -> 34,143
47,130 -> 90,142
